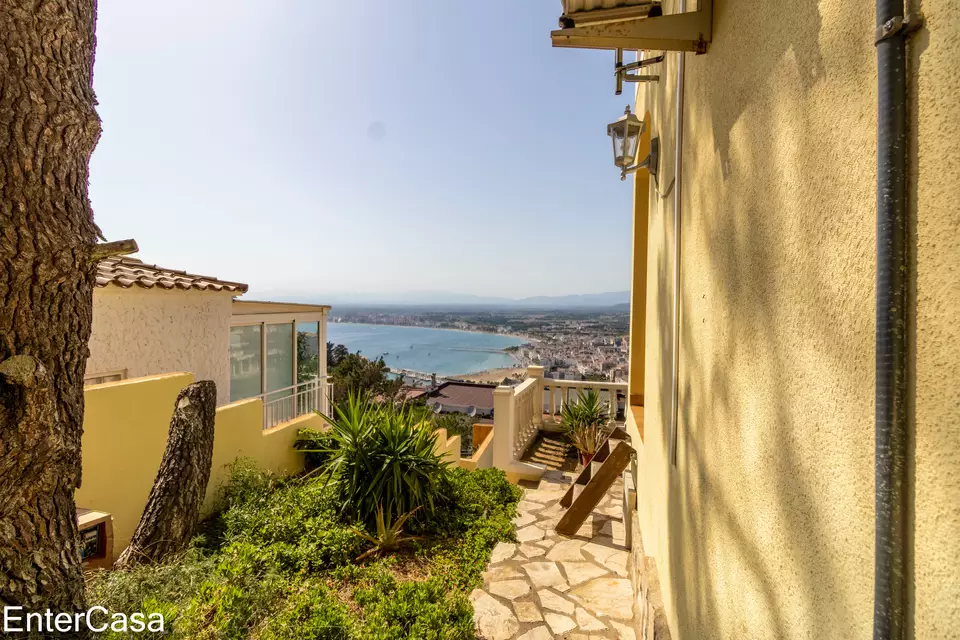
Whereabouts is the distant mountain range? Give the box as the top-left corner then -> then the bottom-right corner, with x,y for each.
253,290 -> 631,310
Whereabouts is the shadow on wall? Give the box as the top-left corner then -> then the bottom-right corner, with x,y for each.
703,0 -> 825,179
647,0 -> 919,638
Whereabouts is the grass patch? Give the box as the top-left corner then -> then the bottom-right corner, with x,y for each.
87,461 -> 521,639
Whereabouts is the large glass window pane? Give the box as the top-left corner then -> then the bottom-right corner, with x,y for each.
266,323 -> 294,394
297,322 -> 321,382
230,325 -> 261,402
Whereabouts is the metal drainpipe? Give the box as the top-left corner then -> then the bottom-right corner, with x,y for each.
874,0 -> 910,637
669,0 -> 686,465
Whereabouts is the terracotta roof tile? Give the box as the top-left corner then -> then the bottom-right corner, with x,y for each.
96,256 -> 248,293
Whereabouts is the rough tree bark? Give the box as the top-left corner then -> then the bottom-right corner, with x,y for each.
0,0 -> 101,612
115,381 -> 217,568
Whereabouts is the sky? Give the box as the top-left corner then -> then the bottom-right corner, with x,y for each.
89,0 -> 635,300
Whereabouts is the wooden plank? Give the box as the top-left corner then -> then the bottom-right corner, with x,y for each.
556,441 -> 634,535
559,423 -> 626,507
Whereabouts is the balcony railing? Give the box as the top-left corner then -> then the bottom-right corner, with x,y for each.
542,377 -> 627,422
259,377 -> 332,430
492,366 -> 627,479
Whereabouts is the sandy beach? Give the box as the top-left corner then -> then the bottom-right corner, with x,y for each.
450,366 -> 526,384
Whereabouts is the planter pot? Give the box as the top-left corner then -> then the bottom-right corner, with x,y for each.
580,452 -> 594,466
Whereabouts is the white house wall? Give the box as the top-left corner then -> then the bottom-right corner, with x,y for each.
87,287 -> 234,405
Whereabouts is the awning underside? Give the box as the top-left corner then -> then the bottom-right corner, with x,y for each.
553,0 -> 712,54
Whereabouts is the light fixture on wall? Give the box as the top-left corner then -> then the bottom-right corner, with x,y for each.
607,105 -> 659,181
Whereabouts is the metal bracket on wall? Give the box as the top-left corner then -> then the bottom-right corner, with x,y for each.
551,0 -> 713,54
874,13 -> 924,45
615,48 -> 665,95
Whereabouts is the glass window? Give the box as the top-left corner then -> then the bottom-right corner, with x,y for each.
297,321 -> 320,383
266,323 -> 294,395
230,325 -> 262,402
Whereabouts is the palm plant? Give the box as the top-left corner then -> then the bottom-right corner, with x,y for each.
352,504 -> 422,561
561,389 -> 612,465
303,392 -> 449,525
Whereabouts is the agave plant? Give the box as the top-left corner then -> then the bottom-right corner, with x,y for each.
561,389 -> 612,464
352,504 -> 422,561
303,392 -> 449,524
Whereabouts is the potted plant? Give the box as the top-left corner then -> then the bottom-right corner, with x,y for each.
561,389 -> 612,466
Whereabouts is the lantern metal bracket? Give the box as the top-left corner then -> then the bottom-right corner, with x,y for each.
615,49 -> 665,95
620,137 -> 660,182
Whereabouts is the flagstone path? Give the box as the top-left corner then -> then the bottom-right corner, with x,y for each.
472,472 -> 636,640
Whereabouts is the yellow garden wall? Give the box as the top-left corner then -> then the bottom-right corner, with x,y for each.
77,373 -> 196,556
628,1 -> 960,638
77,373 -> 321,553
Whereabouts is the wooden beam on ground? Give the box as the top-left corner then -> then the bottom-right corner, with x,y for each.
556,440 -> 634,535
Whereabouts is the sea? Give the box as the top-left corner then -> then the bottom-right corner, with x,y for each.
326,323 -> 525,376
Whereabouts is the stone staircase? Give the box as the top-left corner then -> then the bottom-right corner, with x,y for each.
520,432 -> 579,472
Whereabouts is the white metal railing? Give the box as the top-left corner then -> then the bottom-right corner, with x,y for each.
260,377 -> 332,430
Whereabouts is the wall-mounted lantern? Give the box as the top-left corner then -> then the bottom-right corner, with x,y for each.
607,105 -> 659,181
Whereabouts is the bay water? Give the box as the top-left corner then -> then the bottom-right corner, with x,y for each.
326,323 -> 524,376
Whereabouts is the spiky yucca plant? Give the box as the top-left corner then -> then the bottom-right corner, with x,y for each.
561,389 -> 612,460
303,392 -> 449,525
352,505 -> 422,561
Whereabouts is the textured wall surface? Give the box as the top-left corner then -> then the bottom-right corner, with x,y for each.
631,0 -> 959,638
77,373 -> 321,553
87,286 -> 235,405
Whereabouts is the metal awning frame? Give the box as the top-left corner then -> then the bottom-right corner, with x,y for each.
552,0 -> 713,54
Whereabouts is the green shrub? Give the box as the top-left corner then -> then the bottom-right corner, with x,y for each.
294,428 -> 339,471
307,393 -> 450,524
216,471 -> 364,572
87,457 -> 521,639
341,564 -> 474,640
259,582 -> 352,640
175,542 -> 287,639
416,468 -> 521,591
434,413 -> 475,456
86,548 -> 216,634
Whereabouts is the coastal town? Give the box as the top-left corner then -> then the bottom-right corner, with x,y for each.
330,307 -> 630,384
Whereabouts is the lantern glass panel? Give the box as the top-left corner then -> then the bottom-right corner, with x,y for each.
623,124 -> 640,166
611,125 -> 626,167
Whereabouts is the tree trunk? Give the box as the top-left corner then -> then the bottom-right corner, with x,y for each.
115,381 -> 217,568
0,0 -> 101,613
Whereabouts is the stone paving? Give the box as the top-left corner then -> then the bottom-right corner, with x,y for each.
471,472 -> 635,640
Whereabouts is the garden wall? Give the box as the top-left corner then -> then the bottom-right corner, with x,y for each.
77,372 -> 322,553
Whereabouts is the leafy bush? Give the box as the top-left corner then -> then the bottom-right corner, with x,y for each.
434,413 -> 475,456
215,470 -> 365,572
294,427 -> 339,471
260,582 -> 352,639
86,548 -> 214,637
351,567 -> 475,640
87,454 -> 521,639
176,542 -> 287,639
306,393 -> 450,524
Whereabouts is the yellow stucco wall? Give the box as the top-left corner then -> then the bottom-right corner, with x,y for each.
630,1 -> 959,638
77,373 -> 322,553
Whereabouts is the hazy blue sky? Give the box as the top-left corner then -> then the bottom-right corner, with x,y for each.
89,1 -> 634,300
